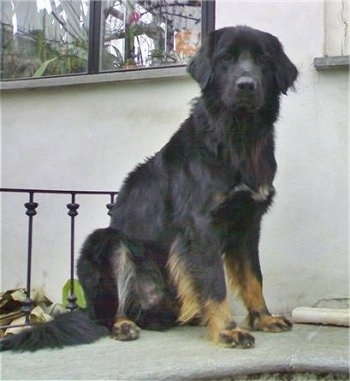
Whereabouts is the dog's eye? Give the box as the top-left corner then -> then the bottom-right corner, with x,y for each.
222,53 -> 233,62
257,54 -> 269,64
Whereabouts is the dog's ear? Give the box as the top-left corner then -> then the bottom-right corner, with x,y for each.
274,43 -> 298,95
187,30 -> 218,90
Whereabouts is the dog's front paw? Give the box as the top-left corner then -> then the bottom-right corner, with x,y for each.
218,327 -> 255,348
250,314 -> 292,332
112,319 -> 140,341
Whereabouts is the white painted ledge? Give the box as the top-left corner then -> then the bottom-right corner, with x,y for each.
0,66 -> 189,91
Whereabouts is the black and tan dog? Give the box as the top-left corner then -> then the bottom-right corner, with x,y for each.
1,26 -> 298,351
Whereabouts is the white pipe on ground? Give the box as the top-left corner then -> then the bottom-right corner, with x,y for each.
292,307 -> 350,327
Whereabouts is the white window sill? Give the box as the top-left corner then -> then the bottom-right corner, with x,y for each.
0,66 -> 189,91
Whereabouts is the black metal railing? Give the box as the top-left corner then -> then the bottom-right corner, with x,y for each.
0,188 -> 118,330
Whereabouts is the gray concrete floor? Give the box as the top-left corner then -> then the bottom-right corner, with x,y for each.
1,324 -> 349,380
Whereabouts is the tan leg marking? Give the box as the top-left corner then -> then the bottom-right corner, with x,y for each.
252,314 -> 292,332
224,255 -> 267,311
240,265 -> 268,313
202,299 -> 232,340
167,254 -> 201,324
224,255 -> 292,332
112,318 -> 140,341
203,299 -> 255,348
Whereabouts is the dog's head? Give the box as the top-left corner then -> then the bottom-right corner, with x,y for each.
188,26 -> 298,113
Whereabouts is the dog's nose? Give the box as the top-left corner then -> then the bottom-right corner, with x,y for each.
236,77 -> 257,92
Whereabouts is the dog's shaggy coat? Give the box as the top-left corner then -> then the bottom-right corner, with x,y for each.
1,26 -> 298,351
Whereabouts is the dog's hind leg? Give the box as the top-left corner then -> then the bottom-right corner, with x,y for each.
78,228 -> 122,329
110,241 -> 177,339
78,228 -> 141,340
110,243 -> 141,341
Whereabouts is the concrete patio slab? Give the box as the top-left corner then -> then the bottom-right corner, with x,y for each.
1,324 -> 349,380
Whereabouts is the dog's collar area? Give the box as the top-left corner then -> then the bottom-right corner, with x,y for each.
233,183 -> 274,201
233,104 -> 260,117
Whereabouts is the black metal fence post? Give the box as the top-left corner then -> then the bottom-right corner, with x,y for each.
22,192 -> 38,323
0,188 -> 118,331
66,193 -> 79,311
106,193 -> 116,216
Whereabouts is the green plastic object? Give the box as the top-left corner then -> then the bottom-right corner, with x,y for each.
62,279 -> 87,308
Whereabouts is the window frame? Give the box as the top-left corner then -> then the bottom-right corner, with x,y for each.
0,0 -> 215,88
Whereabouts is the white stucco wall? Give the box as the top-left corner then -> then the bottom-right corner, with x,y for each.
1,77 -> 200,303
1,1 -> 348,314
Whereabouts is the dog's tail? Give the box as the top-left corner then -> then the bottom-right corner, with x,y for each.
0,310 -> 108,352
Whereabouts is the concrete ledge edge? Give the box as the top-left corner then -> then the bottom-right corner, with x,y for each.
314,55 -> 350,70
0,66 -> 189,91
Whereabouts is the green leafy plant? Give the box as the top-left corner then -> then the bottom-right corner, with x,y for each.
62,279 -> 87,309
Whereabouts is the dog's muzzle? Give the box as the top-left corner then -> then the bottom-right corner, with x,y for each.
236,76 -> 258,92
233,76 -> 262,113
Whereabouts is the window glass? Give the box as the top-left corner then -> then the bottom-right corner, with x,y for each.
1,0 -> 208,80
1,0 -> 89,79
101,0 -> 202,71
